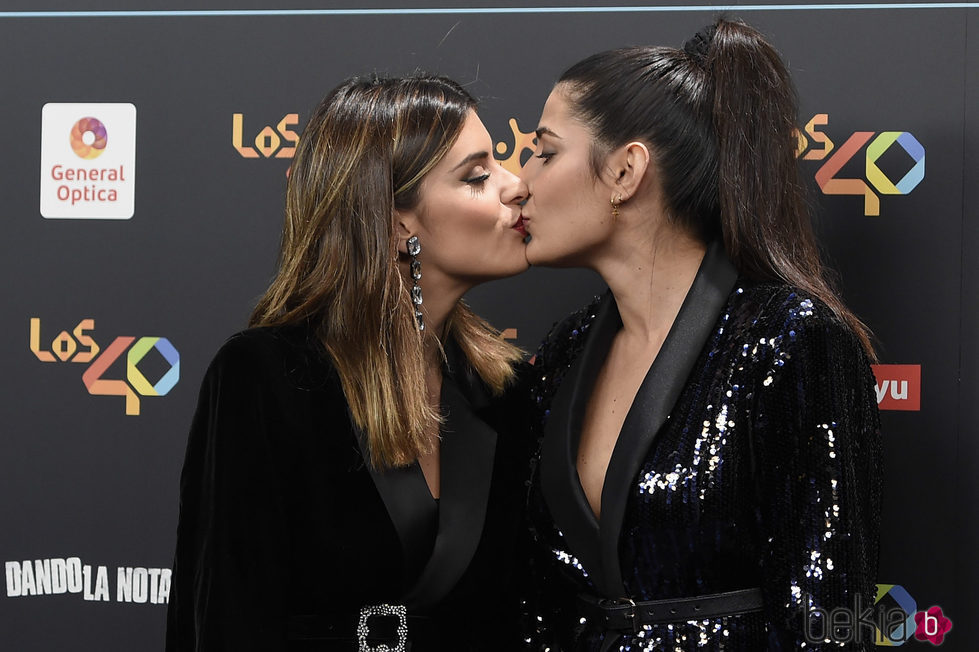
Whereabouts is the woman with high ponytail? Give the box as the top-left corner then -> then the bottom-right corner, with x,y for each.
519,18 -> 881,650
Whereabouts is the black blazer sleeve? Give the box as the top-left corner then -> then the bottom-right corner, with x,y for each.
752,315 -> 882,650
166,335 -> 291,652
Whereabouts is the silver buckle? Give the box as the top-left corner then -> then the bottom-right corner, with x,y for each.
356,603 -> 408,652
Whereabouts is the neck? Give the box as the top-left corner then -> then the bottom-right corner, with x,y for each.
591,216 -> 706,343
400,259 -> 470,355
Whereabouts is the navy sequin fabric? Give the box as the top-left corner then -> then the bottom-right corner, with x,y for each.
523,281 -> 881,651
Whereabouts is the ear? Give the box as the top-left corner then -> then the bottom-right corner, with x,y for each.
604,141 -> 650,203
395,209 -> 420,255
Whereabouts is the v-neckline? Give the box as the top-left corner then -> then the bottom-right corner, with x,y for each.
539,240 -> 740,597
354,337 -> 499,610
575,317 -> 664,523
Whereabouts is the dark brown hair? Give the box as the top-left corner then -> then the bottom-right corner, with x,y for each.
557,18 -> 875,359
250,74 -> 522,468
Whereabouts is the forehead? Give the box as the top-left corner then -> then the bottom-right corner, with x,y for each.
447,110 -> 490,154
539,87 -> 587,138
540,88 -> 569,120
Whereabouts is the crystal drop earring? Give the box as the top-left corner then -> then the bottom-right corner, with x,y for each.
407,235 -> 424,331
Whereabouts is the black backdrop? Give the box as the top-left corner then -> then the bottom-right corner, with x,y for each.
1,1 -> 974,650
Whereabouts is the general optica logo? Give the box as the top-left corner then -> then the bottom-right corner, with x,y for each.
69,117 -> 107,160
29,318 -> 179,416
796,114 -> 924,217
871,364 -> 921,411
40,103 -> 136,219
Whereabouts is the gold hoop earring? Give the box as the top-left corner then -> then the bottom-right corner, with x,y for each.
611,195 -> 621,220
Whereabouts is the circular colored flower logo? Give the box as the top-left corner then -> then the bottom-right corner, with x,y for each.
70,117 -> 107,159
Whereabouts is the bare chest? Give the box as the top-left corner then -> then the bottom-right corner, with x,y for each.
576,337 -> 662,518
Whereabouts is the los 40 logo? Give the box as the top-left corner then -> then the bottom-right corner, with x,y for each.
30,318 -> 179,416
233,113 -> 299,158
796,114 -> 924,217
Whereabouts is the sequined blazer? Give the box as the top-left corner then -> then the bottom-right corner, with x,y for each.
522,244 -> 882,651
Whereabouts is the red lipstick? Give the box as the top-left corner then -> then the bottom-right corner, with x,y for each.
512,215 -> 528,237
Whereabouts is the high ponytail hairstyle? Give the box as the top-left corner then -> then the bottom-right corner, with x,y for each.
250,74 -> 523,469
557,17 -> 875,359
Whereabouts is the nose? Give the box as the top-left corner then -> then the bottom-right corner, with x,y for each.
499,165 -> 529,206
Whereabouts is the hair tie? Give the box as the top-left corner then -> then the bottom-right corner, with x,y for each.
683,24 -> 717,67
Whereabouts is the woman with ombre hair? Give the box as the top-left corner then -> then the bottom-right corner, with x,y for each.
167,73 -> 531,651
518,18 -> 881,651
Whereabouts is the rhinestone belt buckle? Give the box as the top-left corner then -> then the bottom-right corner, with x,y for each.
356,603 -> 408,652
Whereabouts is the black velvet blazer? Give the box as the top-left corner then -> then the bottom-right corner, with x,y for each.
522,244 -> 882,651
166,325 -> 530,651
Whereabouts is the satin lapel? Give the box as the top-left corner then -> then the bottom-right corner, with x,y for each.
353,425 -> 437,592
402,359 -> 498,611
599,241 -> 739,595
540,291 -> 620,593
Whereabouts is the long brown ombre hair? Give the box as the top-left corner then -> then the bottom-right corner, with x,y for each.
250,74 -> 523,469
557,18 -> 875,359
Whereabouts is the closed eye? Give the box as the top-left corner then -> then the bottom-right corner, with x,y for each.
463,172 -> 490,195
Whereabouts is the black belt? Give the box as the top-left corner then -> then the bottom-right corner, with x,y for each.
577,587 -> 764,633
288,605 -> 436,651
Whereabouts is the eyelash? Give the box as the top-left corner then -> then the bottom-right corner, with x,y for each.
536,152 -> 555,164
464,173 -> 490,192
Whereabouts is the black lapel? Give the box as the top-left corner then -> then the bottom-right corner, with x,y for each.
401,342 -> 498,610
599,241 -> 738,595
353,425 -> 437,593
540,291 -> 620,593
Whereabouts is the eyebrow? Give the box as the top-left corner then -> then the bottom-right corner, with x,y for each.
535,127 -> 561,139
450,151 -> 490,172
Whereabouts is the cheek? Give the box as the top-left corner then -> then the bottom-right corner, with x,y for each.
437,193 -> 498,234
426,195 -> 522,269
456,193 -> 506,236
527,178 -> 609,265
537,164 -> 589,213
534,171 -> 592,230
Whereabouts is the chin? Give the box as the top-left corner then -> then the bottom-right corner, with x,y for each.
496,246 -> 531,276
496,259 -> 530,278
525,240 -> 552,267
460,261 -> 529,285
526,243 -> 578,269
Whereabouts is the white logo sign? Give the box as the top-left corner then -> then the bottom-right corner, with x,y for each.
40,103 -> 136,219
